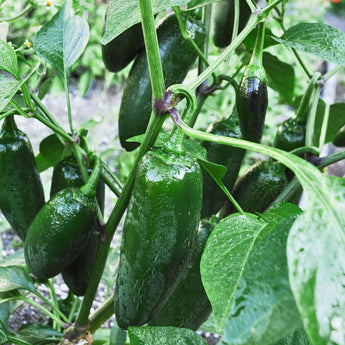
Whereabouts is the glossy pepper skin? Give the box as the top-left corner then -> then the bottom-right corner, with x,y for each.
50,156 -> 105,296
236,75 -> 268,143
149,217 -> 217,330
201,111 -> 245,218
212,0 -> 253,48
118,13 -> 205,151
114,149 -> 203,329
102,22 -> 145,73
236,23 -> 267,144
220,160 -> 287,217
273,117 -> 305,152
0,116 -> 45,241
24,158 -> 101,281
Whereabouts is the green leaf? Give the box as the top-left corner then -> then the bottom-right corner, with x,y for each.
0,249 -> 26,268
0,330 -> 7,344
102,0 -> 188,45
221,212 -> 302,345
37,134 -> 72,171
287,175 -> 345,345
0,298 -> 22,326
0,40 -> 19,79
200,213 -> 265,331
37,77 -> 53,100
128,326 -> 208,345
17,323 -> 62,343
0,266 -> 37,294
0,62 -> 39,112
0,74 -> 21,112
274,23 -> 345,66
198,159 -> 227,188
273,327 -> 310,345
263,52 -> 295,104
34,0 -> 89,80
110,322 -> 127,345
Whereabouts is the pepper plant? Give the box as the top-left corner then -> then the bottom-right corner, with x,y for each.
1,0 -> 345,344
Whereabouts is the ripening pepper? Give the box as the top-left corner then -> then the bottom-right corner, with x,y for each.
236,22 -> 268,143
212,0 -> 254,48
149,217 -> 217,330
118,12 -> 205,151
50,156 -> 105,296
102,22 -> 145,73
24,157 -> 101,281
0,116 -> 45,241
114,129 -> 203,329
201,109 -> 245,218
220,159 -> 287,218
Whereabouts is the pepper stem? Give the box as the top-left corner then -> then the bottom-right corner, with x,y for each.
80,156 -> 101,198
245,21 -> 266,80
1,115 -> 18,132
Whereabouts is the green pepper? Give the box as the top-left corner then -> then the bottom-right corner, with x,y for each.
118,12 -> 205,151
24,157 -> 101,281
114,123 -> 203,328
236,22 -> 267,143
149,217 -> 217,330
201,109 -> 245,218
102,22 -> 145,73
0,116 -> 45,241
220,160 -> 287,217
50,156 -> 105,296
212,0 -> 253,48
273,117 -> 305,152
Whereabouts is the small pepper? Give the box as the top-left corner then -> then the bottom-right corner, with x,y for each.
236,22 -> 268,143
24,156 -> 101,281
50,156 -> 105,296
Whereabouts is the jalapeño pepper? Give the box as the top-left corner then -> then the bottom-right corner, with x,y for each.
24,157 -> 101,280
0,116 -> 45,241
236,22 -> 268,143
50,156 -> 105,296
114,116 -> 203,329
220,160 -> 287,217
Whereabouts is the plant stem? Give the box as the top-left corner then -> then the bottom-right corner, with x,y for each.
173,7 -> 210,69
64,78 -> 74,132
199,4 -> 212,74
19,296 -> 66,328
101,171 -> 121,198
74,0 -> 166,328
187,0 -> 285,92
232,0 -> 240,42
88,294 -> 115,333
305,87 -> 322,147
0,5 -> 32,22
102,161 -> 124,191
323,64 -> 344,82
170,111 -> 322,195
7,336 -> 33,345
35,291 -> 70,324
31,93 -> 65,130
